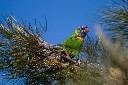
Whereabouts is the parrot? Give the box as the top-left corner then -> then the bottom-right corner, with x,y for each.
62,26 -> 89,59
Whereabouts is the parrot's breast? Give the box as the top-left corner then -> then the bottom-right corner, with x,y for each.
77,37 -> 84,43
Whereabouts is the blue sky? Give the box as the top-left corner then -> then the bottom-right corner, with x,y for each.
0,0 -> 112,84
0,0 -> 111,44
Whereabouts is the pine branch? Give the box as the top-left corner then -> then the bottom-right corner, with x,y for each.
0,15 -> 79,80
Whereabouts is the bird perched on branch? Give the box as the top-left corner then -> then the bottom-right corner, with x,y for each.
62,26 -> 89,59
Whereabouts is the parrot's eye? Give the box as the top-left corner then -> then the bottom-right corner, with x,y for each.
81,28 -> 85,30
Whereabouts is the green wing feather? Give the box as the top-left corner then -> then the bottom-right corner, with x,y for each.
62,29 -> 83,58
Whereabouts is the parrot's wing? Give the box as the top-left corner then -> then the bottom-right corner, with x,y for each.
63,35 -> 82,49
62,35 -> 83,58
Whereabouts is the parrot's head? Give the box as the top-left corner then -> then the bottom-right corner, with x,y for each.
76,26 -> 89,38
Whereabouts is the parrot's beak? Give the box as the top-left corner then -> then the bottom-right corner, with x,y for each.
85,27 -> 89,33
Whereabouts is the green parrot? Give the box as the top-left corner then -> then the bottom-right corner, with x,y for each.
62,26 -> 89,59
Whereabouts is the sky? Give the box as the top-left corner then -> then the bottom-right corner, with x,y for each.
0,0 -> 111,44
0,0 -> 112,84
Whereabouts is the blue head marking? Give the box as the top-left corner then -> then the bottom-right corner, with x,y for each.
77,26 -> 88,38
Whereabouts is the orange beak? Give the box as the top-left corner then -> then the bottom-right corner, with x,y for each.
85,27 -> 89,33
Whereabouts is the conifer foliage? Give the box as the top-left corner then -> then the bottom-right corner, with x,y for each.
0,15 -> 103,84
97,0 -> 128,45
1,1 -> 128,83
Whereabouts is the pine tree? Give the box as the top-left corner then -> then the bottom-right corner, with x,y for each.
96,0 -> 128,84
0,15 -> 105,85
97,0 -> 128,46
1,3 -> 128,83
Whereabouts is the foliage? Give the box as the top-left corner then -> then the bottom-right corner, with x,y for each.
96,0 -> 128,45
1,5 -> 128,84
96,0 -> 128,84
0,15 -> 106,85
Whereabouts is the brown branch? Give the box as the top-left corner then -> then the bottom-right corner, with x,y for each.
37,39 -> 76,64
60,49 -> 76,64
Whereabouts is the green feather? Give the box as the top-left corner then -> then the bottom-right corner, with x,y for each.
62,29 -> 83,58
74,29 -> 78,36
